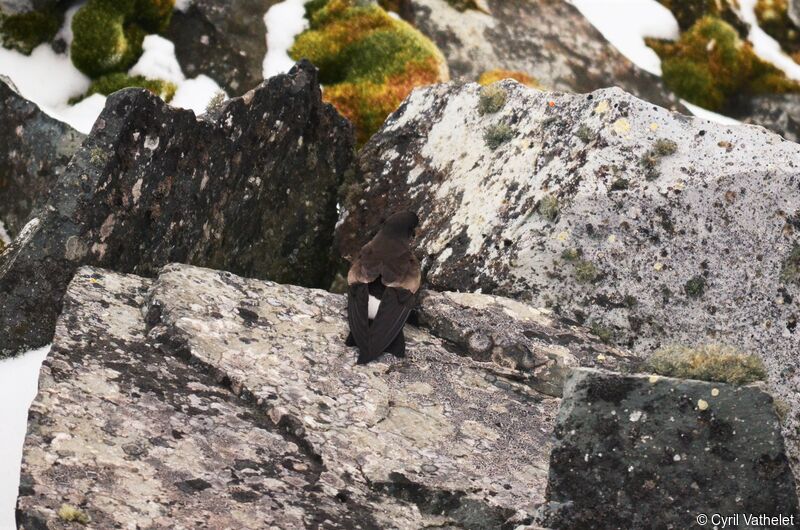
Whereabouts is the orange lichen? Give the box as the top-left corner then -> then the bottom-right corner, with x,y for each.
478,69 -> 540,88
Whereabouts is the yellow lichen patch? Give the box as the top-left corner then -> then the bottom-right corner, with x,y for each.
290,0 -> 447,145
647,16 -> 800,111
58,504 -> 90,525
711,387 -> 720,397
594,100 -> 610,114
612,118 -> 631,135
646,343 -> 767,385
478,69 -> 540,88
697,398 -> 709,410
648,374 -> 660,383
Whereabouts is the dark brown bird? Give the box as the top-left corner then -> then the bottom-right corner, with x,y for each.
345,211 -> 421,364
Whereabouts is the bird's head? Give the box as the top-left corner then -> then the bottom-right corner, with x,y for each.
381,210 -> 419,240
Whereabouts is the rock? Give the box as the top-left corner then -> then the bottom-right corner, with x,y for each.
791,0 -> 800,27
732,93 -> 800,143
391,0 -> 684,111
337,80 -> 800,478
537,368 -> 799,528
165,0 -> 276,95
0,75 -> 84,238
0,0 -> 63,54
17,263 -> 579,527
0,60 -> 354,358
417,290 -> 641,396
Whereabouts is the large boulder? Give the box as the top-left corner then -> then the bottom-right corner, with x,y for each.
732,93 -> 800,143
337,80 -> 800,476
537,368 -> 799,528
165,0 -> 276,95
0,60 -> 354,358
16,263 -> 633,527
0,76 -> 84,239
390,0 -> 684,111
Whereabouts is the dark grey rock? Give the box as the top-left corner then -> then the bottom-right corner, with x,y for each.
537,368 -> 799,529
791,0 -> 800,28
0,75 -> 84,239
165,0 -> 278,95
17,263 -> 586,527
732,93 -> 800,143
0,60 -> 355,358
393,0 -> 684,111
417,290 -> 641,396
336,80 -> 800,480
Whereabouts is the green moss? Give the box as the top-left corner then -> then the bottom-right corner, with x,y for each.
590,322 -> 613,343
561,248 -> 580,262
478,84 -> 506,115
290,0 -> 446,145
647,343 -> 767,385
58,504 -> 90,525
657,0 -> 748,34
575,260 -> 599,283
70,0 -> 174,78
483,122 -> 514,150
780,243 -> 800,284
537,194 -> 559,221
755,0 -> 800,60
83,73 -> 177,101
205,90 -> 227,114
684,275 -> 706,298
648,16 -> 800,111
0,7 -> 62,55
575,125 -> 594,143
477,69 -> 540,88
641,138 -> 678,180
610,178 -> 629,191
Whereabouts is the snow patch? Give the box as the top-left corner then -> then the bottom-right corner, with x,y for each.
569,0 -> 679,76
0,346 -> 50,529
739,0 -> 800,81
681,100 -> 742,125
129,35 -> 185,84
263,0 -> 312,79
175,0 -> 194,12
0,221 -> 11,245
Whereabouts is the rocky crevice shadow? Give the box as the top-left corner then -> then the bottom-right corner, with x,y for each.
17,263 -> 594,528
0,60 -> 354,358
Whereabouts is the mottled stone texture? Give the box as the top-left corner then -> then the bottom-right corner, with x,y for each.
392,0 -> 683,111
17,263 -> 585,527
337,81 -> 800,481
537,369 -> 799,529
417,290 -> 640,397
166,0 -> 278,95
732,93 -> 800,143
0,60 -> 354,357
0,76 -> 84,238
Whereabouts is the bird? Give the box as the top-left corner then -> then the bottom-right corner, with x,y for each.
345,211 -> 421,364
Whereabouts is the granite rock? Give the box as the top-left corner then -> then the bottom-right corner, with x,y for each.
0,60 -> 354,357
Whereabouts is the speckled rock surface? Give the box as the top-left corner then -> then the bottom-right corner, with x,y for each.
732,93 -> 800,143
537,368 -> 799,529
391,0 -> 683,111
417,290 -> 641,396
0,75 -> 84,238
166,0 -> 279,95
337,80 -> 800,478
0,60 -> 354,358
17,263 -> 576,528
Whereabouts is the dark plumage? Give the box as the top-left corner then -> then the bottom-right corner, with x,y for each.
346,211 -> 421,364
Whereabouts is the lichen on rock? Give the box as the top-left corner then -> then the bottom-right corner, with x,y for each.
0,3 -> 62,54
289,0 -> 448,144
478,69 -> 540,88
646,344 -> 768,385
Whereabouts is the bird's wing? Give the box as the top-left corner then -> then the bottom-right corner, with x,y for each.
347,283 -> 370,355
363,287 -> 416,363
381,250 -> 421,293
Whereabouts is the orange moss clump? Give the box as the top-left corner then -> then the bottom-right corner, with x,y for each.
290,0 -> 447,145
478,69 -> 540,88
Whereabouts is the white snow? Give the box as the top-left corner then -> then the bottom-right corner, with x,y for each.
569,0 -> 680,76
0,221 -> 11,246
0,16 -> 224,134
263,0 -> 311,79
175,0 -> 194,12
739,0 -> 800,80
681,99 -> 742,125
0,346 -> 49,530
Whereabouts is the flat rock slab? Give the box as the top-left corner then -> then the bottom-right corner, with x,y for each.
538,368 -> 800,529
18,263 -> 576,528
0,75 -> 84,238
0,60 -> 354,358
337,80 -> 800,478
